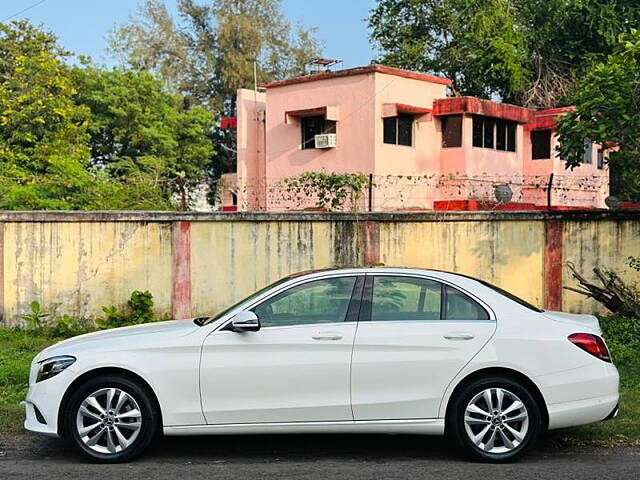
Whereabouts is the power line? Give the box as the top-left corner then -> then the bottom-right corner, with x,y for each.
1,0 -> 50,23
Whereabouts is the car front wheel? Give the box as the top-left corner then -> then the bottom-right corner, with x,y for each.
64,374 -> 159,463
448,376 -> 544,463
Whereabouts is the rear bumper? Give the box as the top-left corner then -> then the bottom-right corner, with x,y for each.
547,392 -> 619,430
537,360 -> 619,430
603,403 -> 619,421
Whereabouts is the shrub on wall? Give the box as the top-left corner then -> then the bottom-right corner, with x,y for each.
282,171 -> 369,211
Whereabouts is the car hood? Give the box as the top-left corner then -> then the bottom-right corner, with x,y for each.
542,311 -> 602,334
36,320 -> 200,361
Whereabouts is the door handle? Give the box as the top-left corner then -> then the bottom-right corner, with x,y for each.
312,332 -> 343,341
444,332 -> 475,340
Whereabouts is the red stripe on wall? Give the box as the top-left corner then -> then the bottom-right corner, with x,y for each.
363,221 -> 380,266
172,221 -> 192,319
544,220 -> 563,310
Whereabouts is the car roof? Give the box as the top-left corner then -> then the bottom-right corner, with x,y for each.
286,266 -> 482,283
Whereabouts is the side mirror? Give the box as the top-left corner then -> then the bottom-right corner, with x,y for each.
229,311 -> 260,332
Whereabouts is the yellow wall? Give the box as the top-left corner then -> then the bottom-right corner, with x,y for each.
190,221 -> 363,317
562,220 -> 640,313
379,220 -> 546,308
1,213 -> 638,326
2,222 -> 173,324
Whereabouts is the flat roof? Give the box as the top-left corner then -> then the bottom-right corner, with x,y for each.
262,65 -> 452,89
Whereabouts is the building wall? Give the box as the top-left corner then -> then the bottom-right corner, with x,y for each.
522,128 -> 609,207
263,74 -> 377,210
373,72 -> 448,209
1,211 -> 638,327
237,89 -> 267,210
236,69 -> 608,211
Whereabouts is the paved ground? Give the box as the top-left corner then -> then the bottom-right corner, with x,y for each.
1,433 -> 639,479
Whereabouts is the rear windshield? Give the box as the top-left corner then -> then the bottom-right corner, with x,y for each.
476,279 -> 544,313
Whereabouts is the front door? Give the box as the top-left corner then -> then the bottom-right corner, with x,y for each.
351,274 -> 496,420
200,275 -> 362,424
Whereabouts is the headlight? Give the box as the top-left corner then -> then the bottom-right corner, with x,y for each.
36,356 -> 76,383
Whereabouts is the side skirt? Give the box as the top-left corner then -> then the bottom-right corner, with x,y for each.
164,418 -> 445,436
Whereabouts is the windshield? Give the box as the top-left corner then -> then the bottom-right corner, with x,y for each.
195,276 -> 293,326
476,279 -> 544,313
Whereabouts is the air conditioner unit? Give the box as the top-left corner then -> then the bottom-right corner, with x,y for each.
314,133 -> 337,149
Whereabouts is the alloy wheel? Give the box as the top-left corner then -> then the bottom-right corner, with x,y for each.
463,387 -> 529,454
75,387 -> 142,455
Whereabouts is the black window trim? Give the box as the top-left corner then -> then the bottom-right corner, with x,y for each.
217,273 -> 366,331
359,273 -> 494,322
472,115 -> 517,153
383,114 -> 414,147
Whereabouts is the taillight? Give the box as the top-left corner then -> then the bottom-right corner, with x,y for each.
568,333 -> 612,363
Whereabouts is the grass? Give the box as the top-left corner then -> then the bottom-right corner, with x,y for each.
1,316 -> 639,445
0,329 -> 67,434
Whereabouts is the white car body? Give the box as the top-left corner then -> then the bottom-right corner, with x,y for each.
25,268 -> 619,442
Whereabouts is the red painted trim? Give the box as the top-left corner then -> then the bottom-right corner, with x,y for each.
263,65 -> 451,89
284,106 -> 327,122
172,221 -> 191,319
363,221 -> 380,266
544,220 -> 563,310
220,117 -> 237,129
396,103 -> 432,115
433,97 -> 534,124
620,202 -> 640,210
433,200 -> 597,211
535,107 -> 575,116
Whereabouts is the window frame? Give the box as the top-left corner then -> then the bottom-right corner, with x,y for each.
300,116 -> 336,150
583,138 -> 593,164
531,129 -> 552,160
233,274 -> 365,329
441,114 -> 463,148
359,274 -> 493,323
383,114 -> 414,147
597,149 -> 604,169
472,115 -> 518,153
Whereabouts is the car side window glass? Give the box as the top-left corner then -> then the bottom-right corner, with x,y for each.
371,276 -> 442,321
253,277 -> 357,328
445,285 -> 489,320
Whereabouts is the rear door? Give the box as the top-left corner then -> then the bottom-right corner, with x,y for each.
350,274 -> 496,420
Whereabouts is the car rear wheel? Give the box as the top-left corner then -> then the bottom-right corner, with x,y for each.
64,375 -> 159,463
448,376 -> 543,463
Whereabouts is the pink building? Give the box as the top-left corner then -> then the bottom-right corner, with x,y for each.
228,65 -> 608,211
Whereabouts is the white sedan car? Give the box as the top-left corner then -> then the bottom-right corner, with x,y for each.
25,268 -> 619,463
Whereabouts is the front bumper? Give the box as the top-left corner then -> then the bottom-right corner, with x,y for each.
23,367 -> 76,437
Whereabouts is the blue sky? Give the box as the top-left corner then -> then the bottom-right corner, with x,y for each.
1,0 -> 377,68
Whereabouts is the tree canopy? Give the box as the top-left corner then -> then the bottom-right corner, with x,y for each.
110,0 -> 322,113
0,20 -> 216,210
368,0 -> 640,108
556,30 -> 640,200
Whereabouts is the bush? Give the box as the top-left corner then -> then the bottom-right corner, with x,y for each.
96,290 -> 156,329
20,301 -> 50,331
599,314 -> 640,388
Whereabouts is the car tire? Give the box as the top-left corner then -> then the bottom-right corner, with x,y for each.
63,374 -> 159,463
448,376 -> 543,463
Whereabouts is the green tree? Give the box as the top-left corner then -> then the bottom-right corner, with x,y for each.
556,30 -> 640,200
110,0 -> 321,112
368,0 -> 640,108
73,65 -> 217,209
0,21 -> 93,209
110,0 -> 321,176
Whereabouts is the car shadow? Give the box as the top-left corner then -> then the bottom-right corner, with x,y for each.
7,432 -> 556,464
